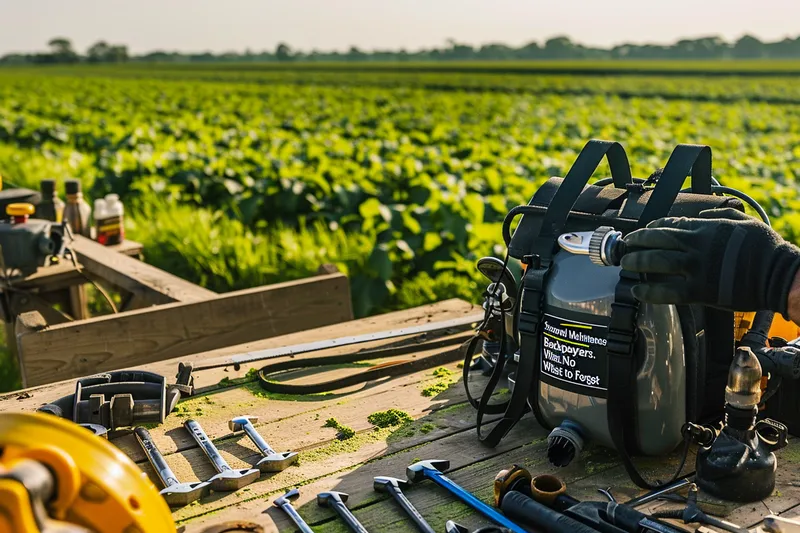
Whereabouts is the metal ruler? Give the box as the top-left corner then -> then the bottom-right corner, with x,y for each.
192,312 -> 486,372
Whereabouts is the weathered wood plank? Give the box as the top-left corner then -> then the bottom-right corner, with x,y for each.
6,261 -> 84,293
69,234 -> 216,305
15,272 -> 353,387
177,400 -> 538,531
112,348 -> 467,464
106,239 -> 144,258
0,298 -> 476,407
8,295 -> 70,326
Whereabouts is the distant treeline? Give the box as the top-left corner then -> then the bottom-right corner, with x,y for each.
5,34 -> 800,65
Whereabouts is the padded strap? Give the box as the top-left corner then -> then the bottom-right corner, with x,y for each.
606,144 -> 714,489
637,144 -> 713,228
478,140 -> 633,447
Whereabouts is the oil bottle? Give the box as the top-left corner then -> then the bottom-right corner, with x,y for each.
37,179 -> 65,222
62,179 -> 92,237
98,193 -> 125,245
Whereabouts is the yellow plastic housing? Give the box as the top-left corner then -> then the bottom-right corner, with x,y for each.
0,412 -> 175,533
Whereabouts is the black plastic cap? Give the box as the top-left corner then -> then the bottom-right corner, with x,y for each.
65,179 -> 81,194
40,179 -> 56,195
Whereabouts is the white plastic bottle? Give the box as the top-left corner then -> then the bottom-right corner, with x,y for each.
92,198 -> 107,242
100,193 -> 125,245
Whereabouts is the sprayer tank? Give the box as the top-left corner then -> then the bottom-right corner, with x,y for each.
536,251 -> 687,456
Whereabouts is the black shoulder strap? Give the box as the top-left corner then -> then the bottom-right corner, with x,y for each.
606,144 -> 712,489
476,140 -> 632,447
638,144 -> 712,227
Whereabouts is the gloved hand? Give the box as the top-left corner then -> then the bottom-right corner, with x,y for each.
620,208 -> 800,317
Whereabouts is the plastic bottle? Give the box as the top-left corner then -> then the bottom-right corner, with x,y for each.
93,198 -> 107,243
63,179 -> 92,237
37,179 -> 65,222
100,193 -> 125,245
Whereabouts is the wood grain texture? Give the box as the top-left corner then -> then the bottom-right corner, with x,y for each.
113,340 -> 467,463
0,298 -> 476,405
69,234 -> 216,305
16,272 -> 353,387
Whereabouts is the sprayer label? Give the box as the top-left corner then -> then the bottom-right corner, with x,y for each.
540,312 -> 608,398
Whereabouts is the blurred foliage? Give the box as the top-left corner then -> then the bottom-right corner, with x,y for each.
0,68 -> 799,392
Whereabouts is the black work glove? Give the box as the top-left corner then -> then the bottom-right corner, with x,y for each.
620,208 -> 800,317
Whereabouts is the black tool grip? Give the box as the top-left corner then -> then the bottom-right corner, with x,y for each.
500,491 -> 600,533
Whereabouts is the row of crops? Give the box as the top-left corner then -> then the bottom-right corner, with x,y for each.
0,67 -> 799,319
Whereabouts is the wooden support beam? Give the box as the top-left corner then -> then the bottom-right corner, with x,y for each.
69,235 -> 216,306
16,272 -> 353,387
7,293 -> 71,326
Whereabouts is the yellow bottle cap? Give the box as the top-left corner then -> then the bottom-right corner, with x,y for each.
7,203 -> 35,216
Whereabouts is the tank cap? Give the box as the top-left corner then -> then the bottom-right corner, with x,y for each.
7,203 -> 35,217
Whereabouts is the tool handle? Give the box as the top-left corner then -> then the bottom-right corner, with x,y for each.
243,422 -> 276,456
431,473 -> 527,533
134,426 -> 179,488
500,491 -> 597,533
334,502 -> 369,533
184,419 -> 231,473
281,504 -> 315,533
392,488 -> 435,533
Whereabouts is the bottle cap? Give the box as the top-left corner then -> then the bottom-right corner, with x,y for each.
7,203 -> 35,217
105,193 -> 119,203
41,179 -> 56,195
65,180 -> 81,195
94,198 -> 107,209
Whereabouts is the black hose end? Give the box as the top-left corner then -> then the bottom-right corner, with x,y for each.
547,423 -> 584,467
547,436 -> 576,467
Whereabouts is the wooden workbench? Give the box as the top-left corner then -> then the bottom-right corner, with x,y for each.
1,298 -> 798,533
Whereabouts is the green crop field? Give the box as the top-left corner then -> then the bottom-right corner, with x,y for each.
0,62 -> 799,390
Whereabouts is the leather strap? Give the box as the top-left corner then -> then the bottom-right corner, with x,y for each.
256,335 -> 473,395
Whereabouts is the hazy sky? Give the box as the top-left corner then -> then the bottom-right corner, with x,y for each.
2,0 -> 799,55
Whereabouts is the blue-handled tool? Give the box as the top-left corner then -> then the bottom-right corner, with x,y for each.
405,460 -> 527,533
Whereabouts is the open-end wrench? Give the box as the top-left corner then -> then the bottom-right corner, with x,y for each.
406,460 -> 526,533
134,426 -> 211,506
229,416 -> 298,472
373,476 -> 434,533
184,419 -> 260,491
273,488 -> 314,533
317,491 -> 369,533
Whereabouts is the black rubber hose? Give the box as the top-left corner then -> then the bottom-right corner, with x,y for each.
500,491 -> 602,533
502,205 -> 542,247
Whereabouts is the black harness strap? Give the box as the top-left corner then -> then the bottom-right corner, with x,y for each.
606,144 -> 713,489
476,139 -> 632,447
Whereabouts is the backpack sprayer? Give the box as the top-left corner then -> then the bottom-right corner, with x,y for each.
464,140 -> 800,502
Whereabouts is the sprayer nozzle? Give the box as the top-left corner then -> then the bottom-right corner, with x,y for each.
546,422 -> 584,468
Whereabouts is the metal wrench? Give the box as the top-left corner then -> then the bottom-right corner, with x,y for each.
229,416 -> 298,472
373,476 -> 434,533
317,491 -> 369,533
134,426 -> 211,506
184,418 -> 260,491
273,488 -> 314,533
